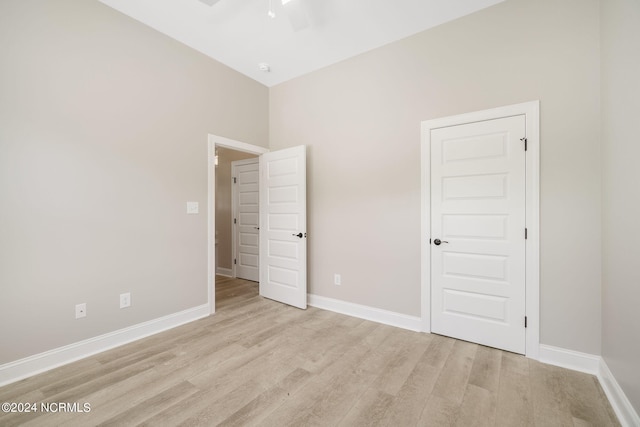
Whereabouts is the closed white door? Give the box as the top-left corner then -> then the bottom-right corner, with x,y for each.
430,115 -> 526,354
232,159 -> 259,282
259,145 -> 307,309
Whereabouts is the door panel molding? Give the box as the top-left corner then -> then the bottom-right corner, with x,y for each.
420,101 -> 540,359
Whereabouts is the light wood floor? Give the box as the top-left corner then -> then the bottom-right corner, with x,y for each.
0,276 -> 619,426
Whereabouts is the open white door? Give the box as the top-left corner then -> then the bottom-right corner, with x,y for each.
259,145 -> 307,309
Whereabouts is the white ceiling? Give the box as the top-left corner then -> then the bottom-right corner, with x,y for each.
98,0 -> 505,87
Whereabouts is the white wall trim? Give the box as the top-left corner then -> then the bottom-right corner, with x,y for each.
0,304 -> 209,388
308,294 -> 422,332
208,134 -> 268,316
208,140 -> 215,315
598,358 -> 640,427
538,344 -> 600,375
309,290 -> 637,427
420,100 -> 540,359
209,134 -> 269,155
308,292 -> 638,427
215,267 -> 233,277
538,344 -> 639,427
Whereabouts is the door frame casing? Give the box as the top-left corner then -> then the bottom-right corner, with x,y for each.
420,101 -> 540,359
208,134 -> 269,315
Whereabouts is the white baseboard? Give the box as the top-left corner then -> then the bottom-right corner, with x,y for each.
538,344 -> 639,427
308,294 -> 422,332
598,358 -> 640,427
216,267 -> 232,277
0,304 -> 210,387
538,344 -> 601,375
3,299 -> 637,427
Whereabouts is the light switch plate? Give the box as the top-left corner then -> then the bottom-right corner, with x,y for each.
186,202 -> 199,214
120,292 -> 131,309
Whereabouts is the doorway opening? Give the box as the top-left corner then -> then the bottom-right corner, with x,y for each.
216,150 -> 258,279
208,135 -> 268,315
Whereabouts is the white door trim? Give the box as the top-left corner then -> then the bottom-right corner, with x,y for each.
420,101 -> 540,359
208,134 -> 269,315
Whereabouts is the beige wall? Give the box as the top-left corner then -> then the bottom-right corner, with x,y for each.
0,0 -> 268,364
215,148 -> 257,271
270,0 -> 602,354
601,0 -> 640,413
4,0 -> 634,393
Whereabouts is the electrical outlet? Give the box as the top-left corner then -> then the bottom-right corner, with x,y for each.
334,274 -> 341,286
75,303 -> 86,319
120,292 -> 131,309
186,202 -> 199,214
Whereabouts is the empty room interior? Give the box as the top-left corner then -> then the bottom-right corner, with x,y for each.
0,0 -> 639,425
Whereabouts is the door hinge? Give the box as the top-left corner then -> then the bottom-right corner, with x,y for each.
525,316 -> 528,328
525,228 -> 528,239
520,137 -> 528,151
234,218 -> 237,224
233,177 -> 237,184
234,258 -> 237,265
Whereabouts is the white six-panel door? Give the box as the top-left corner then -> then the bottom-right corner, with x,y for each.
232,159 -> 259,282
259,145 -> 307,309
430,115 -> 527,354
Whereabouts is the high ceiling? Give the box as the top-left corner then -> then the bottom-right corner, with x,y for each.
98,0 -> 505,87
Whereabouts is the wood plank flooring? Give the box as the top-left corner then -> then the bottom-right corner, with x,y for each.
0,276 -> 620,426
